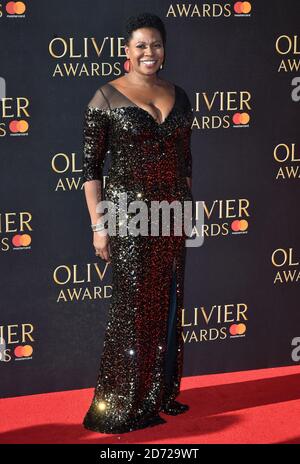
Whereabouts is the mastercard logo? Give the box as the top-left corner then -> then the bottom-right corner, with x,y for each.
233,2 -> 252,14
9,120 -> 29,133
231,219 -> 248,232
14,345 -> 33,357
6,2 -> 26,15
229,324 -> 246,336
12,234 -> 31,247
232,112 -> 250,125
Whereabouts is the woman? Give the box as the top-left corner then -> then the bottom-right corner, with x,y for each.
82,12 -> 193,434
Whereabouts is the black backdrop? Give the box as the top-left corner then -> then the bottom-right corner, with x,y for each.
1,1 -> 299,398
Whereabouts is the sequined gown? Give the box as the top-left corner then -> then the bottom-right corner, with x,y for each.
82,82 -> 193,434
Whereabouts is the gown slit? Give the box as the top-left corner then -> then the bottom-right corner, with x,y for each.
164,263 -> 178,390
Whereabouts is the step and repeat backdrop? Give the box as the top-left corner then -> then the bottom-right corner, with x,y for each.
0,1 -> 299,398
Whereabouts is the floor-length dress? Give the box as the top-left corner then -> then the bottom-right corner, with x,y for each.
81,81 -> 193,434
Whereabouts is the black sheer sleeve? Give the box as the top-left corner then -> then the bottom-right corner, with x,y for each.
181,89 -> 193,178
82,87 -> 110,184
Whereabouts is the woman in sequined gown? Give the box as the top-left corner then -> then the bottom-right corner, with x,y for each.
82,13 -> 193,434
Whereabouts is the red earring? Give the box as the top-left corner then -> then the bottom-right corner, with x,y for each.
124,58 -> 131,73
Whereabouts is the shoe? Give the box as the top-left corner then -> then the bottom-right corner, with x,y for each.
160,399 -> 189,415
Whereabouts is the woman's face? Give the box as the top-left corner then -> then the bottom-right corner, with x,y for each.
125,27 -> 164,75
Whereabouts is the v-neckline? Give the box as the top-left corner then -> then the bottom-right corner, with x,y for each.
106,82 -> 177,126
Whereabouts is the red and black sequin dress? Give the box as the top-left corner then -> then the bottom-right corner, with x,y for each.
82,82 -> 193,434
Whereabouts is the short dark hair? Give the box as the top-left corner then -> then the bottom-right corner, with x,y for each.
124,12 -> 166,47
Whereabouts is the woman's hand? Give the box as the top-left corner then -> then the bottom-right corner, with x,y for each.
93,231 -> 111,263
186,176 -> 192,191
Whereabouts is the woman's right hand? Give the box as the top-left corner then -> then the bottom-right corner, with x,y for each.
93,231 -> 111,263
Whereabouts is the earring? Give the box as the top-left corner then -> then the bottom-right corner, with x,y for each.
124,58 -> 131,73
160,64 -> 163,69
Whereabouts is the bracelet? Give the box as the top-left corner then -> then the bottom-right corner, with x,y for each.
91,220 -> 106,232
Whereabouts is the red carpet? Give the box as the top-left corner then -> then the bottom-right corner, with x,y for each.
1,365 -> 300,444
